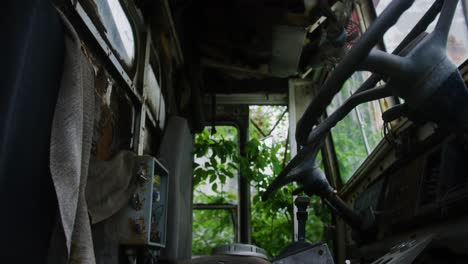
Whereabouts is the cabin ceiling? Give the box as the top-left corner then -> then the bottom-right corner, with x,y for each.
170,0 -> 355,94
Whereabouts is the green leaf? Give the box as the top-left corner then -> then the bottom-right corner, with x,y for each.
209,173 -> 217,183
219,174 -> 226,184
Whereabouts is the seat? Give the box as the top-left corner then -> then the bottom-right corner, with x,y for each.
158,116 -> 194,263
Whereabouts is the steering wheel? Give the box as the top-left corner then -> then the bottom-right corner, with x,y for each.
263,0 -> 467,201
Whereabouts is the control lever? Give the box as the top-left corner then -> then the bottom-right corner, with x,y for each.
295,196 -> 310,242
275,197 -> 314,259
274,196 -> 340,263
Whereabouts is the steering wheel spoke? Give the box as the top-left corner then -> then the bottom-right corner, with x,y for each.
434,0 -> 460,48
306,85 -> 391,145
296,0 -> 416,146
262,139 -> 324,201
263,0 -> 466,202
359,49 -> 413,79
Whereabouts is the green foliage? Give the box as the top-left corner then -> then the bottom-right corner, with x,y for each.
192,209 -> 234,255
247,106 -> 330,256
331,115 -> 368,182
192,127 -> 240,256
192,75 -> 385,256
192,192 -> 236,255
193,128 -> 239,193
243,139 -> 295,256
192,107 -> 331,257
244,138 -> 329,257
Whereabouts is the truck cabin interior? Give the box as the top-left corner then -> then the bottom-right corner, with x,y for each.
1,0 -> 468,263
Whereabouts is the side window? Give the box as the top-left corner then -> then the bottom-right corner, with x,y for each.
327,72 -> 384,183
374,0 -> 468,65
326,9 -> 384,183
80,0 -> 136,68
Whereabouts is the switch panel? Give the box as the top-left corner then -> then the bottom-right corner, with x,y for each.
119,156 -> 169,248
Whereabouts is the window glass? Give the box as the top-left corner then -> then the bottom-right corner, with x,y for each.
192,209 -> 235,256
145,65 -> 165,129
85,0 -> 136,67
374,0 -> 468,65
327,72 -> 384,183
193,126 -> 239,204
192,126 -> 239,255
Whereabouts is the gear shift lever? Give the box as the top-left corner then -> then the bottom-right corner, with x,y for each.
273,196 -> 335,263
274,195 -> 335,263
275,196 -> 313,260
295,196 -> 310,242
